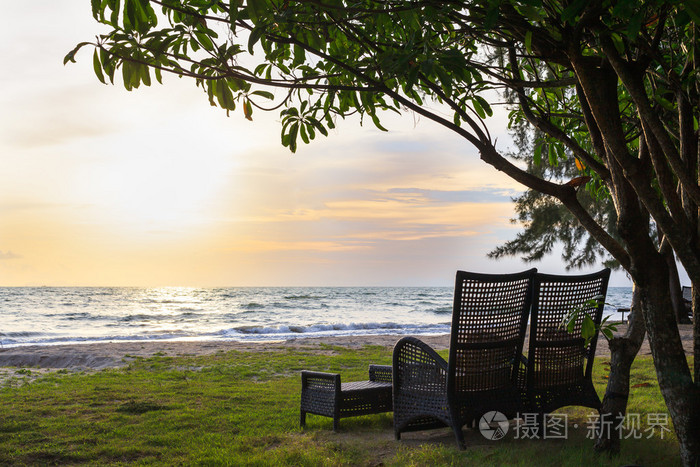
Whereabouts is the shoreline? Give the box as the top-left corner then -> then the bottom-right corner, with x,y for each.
0,324 -> 694,373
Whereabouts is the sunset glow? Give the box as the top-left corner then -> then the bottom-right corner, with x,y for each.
0,2 -> 635,287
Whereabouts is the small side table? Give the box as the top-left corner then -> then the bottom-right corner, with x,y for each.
300,364 -> 393,431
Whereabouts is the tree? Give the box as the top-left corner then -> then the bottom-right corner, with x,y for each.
491,117 -> 696,454
488,125 -> 621,269
492,123 -> 690,323
68,1 -> 700,463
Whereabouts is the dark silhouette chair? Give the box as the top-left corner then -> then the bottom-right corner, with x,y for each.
392,269 -> 536,448
517,269 -> 611,423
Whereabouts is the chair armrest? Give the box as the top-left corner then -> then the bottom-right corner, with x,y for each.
300,371 -> 341,421
369,364 -> 392,383
393,336 -> 447,393
301,370 -> 341,392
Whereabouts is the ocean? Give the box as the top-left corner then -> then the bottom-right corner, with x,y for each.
0,286 -> 633,347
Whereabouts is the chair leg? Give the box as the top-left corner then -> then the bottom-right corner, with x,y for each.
333,416 -> 339,432
450,408 -> 466,450
452,426 -> 466,450
300,411 -> 306,428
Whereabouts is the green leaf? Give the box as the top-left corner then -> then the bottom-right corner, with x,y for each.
685,0 -> 700,24
247,0 -> 267,25
404,66 -> 419,92
299,123 -> 309,144
289,122 -> 299,153
92,49 -> 106,84
582,314 -> 596,343
64,42 -> 91,65
474,96 -> 492,117
656,95 -> 675,111
309,118 -> 328,137
141,0 -> 157,25
517,5 -> 544,22
229,0 -> 241,28
248,26 -> 265,54
561,0 -> 588,23
293,43 -> 306,66
122,62 -> 134,90
195,30 -> 215,51
524,30 -> 533,55
435,66 -> 452,96
548,143 -> 557,166
110,0 -> 120,26
626,11 -> 644,40
91,0 -> 101,18
534,142 -> 542,166
484,0 -> 501,29
124,0 -> 136,31
610,33 -> 625,54
140,64 -> 151,86
370,112 -> 388,131
472,98 -> 486,119
251,90 -> 274,100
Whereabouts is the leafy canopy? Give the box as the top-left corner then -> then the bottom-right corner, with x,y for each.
69,0 -> 700,277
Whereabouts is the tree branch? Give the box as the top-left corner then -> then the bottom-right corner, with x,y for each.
600,35 -> 700,207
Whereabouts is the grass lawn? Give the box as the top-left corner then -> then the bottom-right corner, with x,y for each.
0,344 -> 685,466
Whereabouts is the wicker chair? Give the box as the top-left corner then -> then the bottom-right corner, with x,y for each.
300,365 -> 393,431
517,269 -> 611,423
393,269 -> 536,448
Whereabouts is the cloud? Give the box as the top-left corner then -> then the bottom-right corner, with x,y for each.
387,187 -> 519,203
0,250 -> 22,260
227,239 -> 373,253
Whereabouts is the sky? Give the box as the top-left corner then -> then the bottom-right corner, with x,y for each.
0,2 -> 637,287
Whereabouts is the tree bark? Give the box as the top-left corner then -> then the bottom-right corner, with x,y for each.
694,284 -> 700,386
594,285 -> 646,455
639,261 -> 700,466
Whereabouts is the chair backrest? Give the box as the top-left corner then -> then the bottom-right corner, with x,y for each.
526,269 -> 611,390
447,269 -> 536,397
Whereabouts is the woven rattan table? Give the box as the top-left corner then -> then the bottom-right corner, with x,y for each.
300,364 -> 392,431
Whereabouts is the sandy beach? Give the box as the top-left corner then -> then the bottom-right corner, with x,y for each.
0,324 -> 693,381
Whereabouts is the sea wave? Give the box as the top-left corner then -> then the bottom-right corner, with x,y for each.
283,295 -> 323,300
221,321 -> 450,338
0,330 -> 203,347
0,331 -> 44,338
0,286 -> 632,348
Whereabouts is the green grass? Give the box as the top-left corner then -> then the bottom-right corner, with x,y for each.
0,345 -> 686,466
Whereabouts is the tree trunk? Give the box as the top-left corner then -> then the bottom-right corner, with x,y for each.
594,285 -> 646,454
640,263 -> 700,466
693,284 -> 700,385
595,285 -> 646,452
